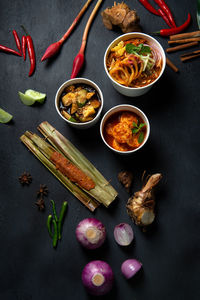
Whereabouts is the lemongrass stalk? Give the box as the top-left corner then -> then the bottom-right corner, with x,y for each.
20,133 -> 99,212
38,121 -> 118,207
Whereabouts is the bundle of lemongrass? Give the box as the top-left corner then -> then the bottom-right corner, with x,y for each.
20,122 -> 118,211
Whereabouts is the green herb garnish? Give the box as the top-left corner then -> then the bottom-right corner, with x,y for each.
132,121 -> 145,144
126,43 -> 151,55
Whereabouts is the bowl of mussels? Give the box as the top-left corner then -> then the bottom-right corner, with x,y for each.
55,78 -> 104,129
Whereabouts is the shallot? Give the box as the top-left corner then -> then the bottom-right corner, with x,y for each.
76,218 -> 106,249
121,259 -> 142,279
114,223 -> 134,246
82,260 -> 114,296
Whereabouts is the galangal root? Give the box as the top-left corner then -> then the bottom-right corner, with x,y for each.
126,173 -> 162,227
101,2 -> 141,33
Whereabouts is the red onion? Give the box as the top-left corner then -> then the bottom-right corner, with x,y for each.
121,259 -> 142,279
82,260 -> 114,296
76,218 -> 106,249
114,223 -> 134,246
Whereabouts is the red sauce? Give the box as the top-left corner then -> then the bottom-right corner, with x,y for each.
103,111 -> 147,152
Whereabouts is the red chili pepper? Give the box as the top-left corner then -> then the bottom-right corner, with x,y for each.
0,45 -> 22,56
154,0 -> 176,27
21,26 -> 36,76
12,30 -> 22,55
155,13 -> 191,36
158,8 -> 173,28
138,0 -> 160,16
22,35 -> 26,61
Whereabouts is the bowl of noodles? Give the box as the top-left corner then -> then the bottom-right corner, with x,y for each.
104,32 -> 166,97
100,104 -> 150,155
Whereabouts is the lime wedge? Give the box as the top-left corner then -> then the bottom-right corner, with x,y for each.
18,91 -> 36,106
0,108 -> 13,123
25,89 -> 46,103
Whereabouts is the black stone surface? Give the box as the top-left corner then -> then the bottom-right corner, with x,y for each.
0,0 -> 199,299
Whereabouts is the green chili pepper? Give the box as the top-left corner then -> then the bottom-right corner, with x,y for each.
52,219 -> 58,248
58,201 -> 68,240
197,0 -> 200,29
51,199 -> 58,222
47,214 -> 53,238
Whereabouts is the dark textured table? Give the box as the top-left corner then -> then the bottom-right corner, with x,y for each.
0,0 -> 199,299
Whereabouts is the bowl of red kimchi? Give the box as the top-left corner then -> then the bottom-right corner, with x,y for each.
104,32 -> 166,97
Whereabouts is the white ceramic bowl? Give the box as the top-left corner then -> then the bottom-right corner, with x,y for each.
100,104 -> 150,155
104,32 -> 166,97
55,78 -> 104,129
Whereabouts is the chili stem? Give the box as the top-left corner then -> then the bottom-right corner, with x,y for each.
79,0 -> 103,54
59,0 -> 93,44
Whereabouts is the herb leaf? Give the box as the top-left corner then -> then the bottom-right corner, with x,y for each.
125,43 -> 151,55
138,132 -> 144,144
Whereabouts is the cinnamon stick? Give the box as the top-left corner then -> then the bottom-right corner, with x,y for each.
166,41 -> 198,53
180,49 -> 200,57
168,37 -> 200,45
170,30 -> 200,41
180,53 -> 200,62
166,57 -> 179,73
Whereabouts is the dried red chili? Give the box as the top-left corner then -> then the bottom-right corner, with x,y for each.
12,30 -> 22,55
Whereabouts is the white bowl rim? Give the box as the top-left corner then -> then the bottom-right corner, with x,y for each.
100,104 -> 150,154
104,32 -> 166,91
55,77 -> 104,127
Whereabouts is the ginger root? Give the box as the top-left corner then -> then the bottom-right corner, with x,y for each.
118,170 -> 133,192
126,173 -> 162,227
101,2 -> 141,33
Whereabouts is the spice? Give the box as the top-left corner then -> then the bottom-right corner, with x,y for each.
158,8 -> 173,28
101,2 -> 141,33
41,0 -> 92,61
166,57 -> 179,73
118,171 -> 133,192
22,35 -> 26,60
21,26 -> 36,76
35,197 -> 45,211
168,37 -> 200,45
12,30 -> 22,55
58,201 -> 68,240
0,45 -> 22,56
138,0 -> 160,16
71,0 -> 103,78
19,172 -> 32,185
180,50 -> 200,62
166,41 -> 199,53
154,0 -> 176,27
127,173 -> 162,227
155,13 -> 191,37
169,30 -> 200,40
37,184 -> 48,197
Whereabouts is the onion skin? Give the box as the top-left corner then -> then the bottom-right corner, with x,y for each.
82,260 -> 114,296
114,223 -> 134,246
76,218 -> 106,249
121,259 -> 142,279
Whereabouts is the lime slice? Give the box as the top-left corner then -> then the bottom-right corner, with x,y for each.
18,91 -> 36,106
0,108 -> 13,123
25,89 -> 46,103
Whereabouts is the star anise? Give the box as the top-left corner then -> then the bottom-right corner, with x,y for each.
37,184 -> 48,197
19,172 -> 32,185
35,197 -> 45,211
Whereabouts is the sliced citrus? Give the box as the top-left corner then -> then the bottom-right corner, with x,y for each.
0,108 -> 13,123
25,89 -> 46,103
18,91 -> 36,106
